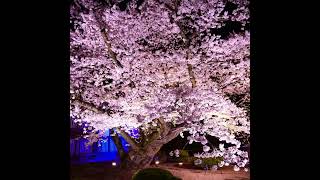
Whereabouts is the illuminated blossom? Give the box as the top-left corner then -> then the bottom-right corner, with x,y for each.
70,0 -> 250,166
169,151 -> 174,156
194,159 -> 202,165
203,145 -> 211,152
233,165 -> 240,171
211,165 -> 218,171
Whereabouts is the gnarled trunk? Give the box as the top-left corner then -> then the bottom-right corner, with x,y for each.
112,126 -> 185,169
126,142 -> 163,169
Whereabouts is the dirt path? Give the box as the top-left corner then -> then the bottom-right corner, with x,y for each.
154,163 -> 250,180
71,162 -> 250,180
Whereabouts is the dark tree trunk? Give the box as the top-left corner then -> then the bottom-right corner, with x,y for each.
108,133 -> 111,152
110,129 -> 129,168
116,126 -> 185,169
126,143 -> 163,169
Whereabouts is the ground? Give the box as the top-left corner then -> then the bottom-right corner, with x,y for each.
71,162 -> 249,180
154,163 -> 249,180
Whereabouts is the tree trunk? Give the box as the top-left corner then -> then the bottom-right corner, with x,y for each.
126,144 -> 162,169
110,129 -> 128,168
111,133 -> 162,169
124,126 -> 185,169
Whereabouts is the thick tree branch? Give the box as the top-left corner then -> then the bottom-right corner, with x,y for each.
100,28 -> 123,68
139,127 -> 148,147
72,99 -> 106,114
116,128 -> 140,151
110,129 -> 128,168
155,0 -> 189,46
161,82 -> 180,89
157,118 -> 170,137
93,10 -> 123,68
155,126 -> 185,144
187,64 -> 197,88
70,45 -> 104,59
143,131 -> 161,147
140,118 -> 170,147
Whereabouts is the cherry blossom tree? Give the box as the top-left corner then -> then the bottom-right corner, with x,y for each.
70,0 -> 250,169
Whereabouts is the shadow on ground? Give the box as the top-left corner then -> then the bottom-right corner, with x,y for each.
71,162 -> 250,180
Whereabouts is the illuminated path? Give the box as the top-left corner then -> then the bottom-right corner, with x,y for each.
153,163 -> 250,180
71,162 -> 250,180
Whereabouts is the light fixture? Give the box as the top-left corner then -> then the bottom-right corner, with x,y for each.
155,160 -> 160,165
233,165 -> 240,171
112,162 -> 117,166
178,162 -> 183,166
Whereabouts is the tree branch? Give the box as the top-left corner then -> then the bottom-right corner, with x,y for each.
155,0 -> 189,46
187,64 -> 197,88
157,118 -> 170,137
72,99 -> 106,114
93,10 -> 123,68
116,128 -> 140,151
100,28 -> 123,68
155,126 -> 185,144
110,129 -> 128,167
160,82 -> 180,89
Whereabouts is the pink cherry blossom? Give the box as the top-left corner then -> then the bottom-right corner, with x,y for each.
70,0 -> 250,167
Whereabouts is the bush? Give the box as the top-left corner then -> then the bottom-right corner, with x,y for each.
193,157 -> 224,169
168,150 -> 191,163
132,168 -> 181,180
176,150 -> 190,162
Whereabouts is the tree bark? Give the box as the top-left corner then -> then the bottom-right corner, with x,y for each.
187,64 -> 197,88
93,9 -> 123,68
115,128 -> 140,151
72,99 -> 106,114
110,129 -> 128,168
124,126 -> 185,169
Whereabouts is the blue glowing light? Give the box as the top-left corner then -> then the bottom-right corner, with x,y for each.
71,128 -> 138,164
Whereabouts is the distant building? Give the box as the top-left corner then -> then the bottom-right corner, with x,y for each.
70,119 -> 128,164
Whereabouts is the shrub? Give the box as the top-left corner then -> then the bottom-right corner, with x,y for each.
132,168 -> 181,180
176,150 -> 190,162
193,157 -> 224,169
168,149 -> 191,163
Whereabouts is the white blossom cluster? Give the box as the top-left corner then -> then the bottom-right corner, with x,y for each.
194,144 -> 249,171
